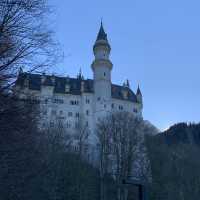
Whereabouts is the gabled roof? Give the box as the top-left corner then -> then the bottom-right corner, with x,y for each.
16,73 -> 137,102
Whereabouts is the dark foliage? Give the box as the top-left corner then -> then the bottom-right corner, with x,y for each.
146,122 -> 200,200
159,122 -> 200,145
0,94 -> 100,200
0,95 -> 45,199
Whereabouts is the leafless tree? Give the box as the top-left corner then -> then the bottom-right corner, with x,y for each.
74,115 -> 90,159
0,0 -> 60,91
96,112 -> 149,200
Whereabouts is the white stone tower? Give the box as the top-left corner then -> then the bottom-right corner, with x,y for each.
91,22 -> 113,120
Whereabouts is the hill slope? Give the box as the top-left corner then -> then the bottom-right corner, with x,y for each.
158,122 -> 200,145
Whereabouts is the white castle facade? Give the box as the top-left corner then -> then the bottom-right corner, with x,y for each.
15,23 -> 143,141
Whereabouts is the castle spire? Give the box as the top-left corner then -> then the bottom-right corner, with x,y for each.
126,79 -> 130,88
77,67 -> 83,79
93,21 -> 111,53
137,84 -> 142,96
96,21 -> 108,41
79,67 -> 82,76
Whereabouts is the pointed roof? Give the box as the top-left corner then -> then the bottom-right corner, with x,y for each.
137,85 -> 142,95
96,21 -> 108,41
126,79 -> 130,88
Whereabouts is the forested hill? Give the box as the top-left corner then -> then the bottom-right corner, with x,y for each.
147,123 -> 200,200
158,122 -> 200,145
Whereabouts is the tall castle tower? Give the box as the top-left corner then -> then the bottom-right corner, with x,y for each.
91,22 -> 113,120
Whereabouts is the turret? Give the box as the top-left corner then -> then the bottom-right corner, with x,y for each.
136,85 -> 143,105
92,22 -> 111,62
91,22 -> 113,117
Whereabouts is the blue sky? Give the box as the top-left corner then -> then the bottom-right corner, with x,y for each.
49,0 -> 200,130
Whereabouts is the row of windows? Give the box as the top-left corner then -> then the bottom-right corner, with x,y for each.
112,103 -> 138,113
29,97 -> 137,114
21,98 -> 40,104
133,108 -> 138,113
70,100 -> 79,105
119,105 -> 123,110
44,98 -> 64,104
72,145 -> 89,152
49,121 -> 89,128
43,98 -> 91,105
86,99 -> 90,104
49,110 -> 89,117
47,108 -> 137,116
52,98 -> 64,104
43,105 -> 137,116
70,99 -> 90,105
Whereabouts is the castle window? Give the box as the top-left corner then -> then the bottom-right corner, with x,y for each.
75,113 -> 80,118
42,123 -> 46,128
119,105 -> 123,110
31,97 -> 40,104
112,103 -> 114,109
50,122 -> 54,127
86,99 -> 90,104
44,98 -> 48,104
104,72 -> 106,77
68,112 -> 73,117
65,84 -> 70,92
74,145 -> 78,152
66,122 -> 71,128
84,144 -> 89,152
97,97 -> 101,101
86,110 -> 89,115
104,104 -> 106,109
57,116 -> 65,120
52,98 -> 64,104
70,100 -> 79,105
133,109 -> 138,113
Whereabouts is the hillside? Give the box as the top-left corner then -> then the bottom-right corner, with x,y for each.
158,122 -> 200,145
146,122 -> 200,200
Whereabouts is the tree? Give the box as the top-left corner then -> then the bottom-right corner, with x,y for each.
0,2 -> 61,196
0,0 -> 60,91
74,115 -> 90,159
0,97 -> 47,200
42,120 -> 99,200
97,112 -> 150,200
146,133 -> 200,200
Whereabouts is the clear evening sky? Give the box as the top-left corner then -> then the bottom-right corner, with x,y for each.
48,0 -> 199,131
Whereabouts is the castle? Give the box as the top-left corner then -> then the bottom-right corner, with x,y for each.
15,23 -> 143,140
